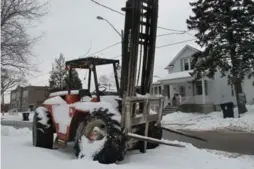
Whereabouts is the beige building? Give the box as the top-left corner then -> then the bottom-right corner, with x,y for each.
10,85 -> 50,112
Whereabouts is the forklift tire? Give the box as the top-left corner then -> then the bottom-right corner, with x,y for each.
32,107 -> 54,149
139,122 -> 163,152
74,108 -> 125,164
147,123 -> 162,149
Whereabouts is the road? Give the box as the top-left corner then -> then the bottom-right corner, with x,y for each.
163,130 -> 254,155
1,121 -> 254,155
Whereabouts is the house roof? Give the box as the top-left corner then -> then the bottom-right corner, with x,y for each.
164,45 -> 200,69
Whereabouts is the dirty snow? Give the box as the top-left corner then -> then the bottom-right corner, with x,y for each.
1,126 -> 254,169
162,105 -> 254,132
79,135 -> 106,159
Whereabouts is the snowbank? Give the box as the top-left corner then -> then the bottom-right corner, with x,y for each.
162,105 -> 254,132
1,126 -> 253,169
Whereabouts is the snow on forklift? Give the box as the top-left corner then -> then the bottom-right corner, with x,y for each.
32,0 -> 206,164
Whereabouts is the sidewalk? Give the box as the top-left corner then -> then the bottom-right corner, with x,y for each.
1,112 -> 33,129
1,120 -> 32,128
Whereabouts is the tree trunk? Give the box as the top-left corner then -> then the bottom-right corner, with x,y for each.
234,80 -> 247,115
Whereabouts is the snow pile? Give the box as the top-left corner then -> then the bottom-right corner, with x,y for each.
2,126 -> 254,169
162,105 -> 254,132
1,126 -> 31,136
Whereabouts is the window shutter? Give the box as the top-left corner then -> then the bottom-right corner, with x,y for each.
180,59 -> 183,71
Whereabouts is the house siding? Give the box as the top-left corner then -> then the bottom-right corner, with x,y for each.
242,78 -> 254,104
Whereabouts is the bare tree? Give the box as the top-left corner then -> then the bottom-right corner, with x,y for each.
1,0 -> 48,101
1,0 -> 47,72
1,68 -> 26,104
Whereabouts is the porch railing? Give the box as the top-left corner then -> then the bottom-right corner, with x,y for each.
180,95 -> 212,105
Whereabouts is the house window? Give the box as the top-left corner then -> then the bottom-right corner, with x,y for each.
17,91 -> 21,98
183,58 -> 189,71
11,93 -> 16,100
190,57 -> 194,69
179,86 -> 186,96
154,87 -> 158,94
181,57 -> 194,71
158,86 -> 162,94
195,80 -> 208,95
23,90 -> 28,98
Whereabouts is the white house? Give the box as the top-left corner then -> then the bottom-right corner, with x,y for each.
152,45 -> 254,113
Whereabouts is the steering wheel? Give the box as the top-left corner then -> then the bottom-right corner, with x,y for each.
92,85 -> 107,95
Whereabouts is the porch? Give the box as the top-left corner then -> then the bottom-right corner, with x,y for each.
158,71 -> 215,113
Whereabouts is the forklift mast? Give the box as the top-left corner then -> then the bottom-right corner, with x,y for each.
120,0 -> 159,98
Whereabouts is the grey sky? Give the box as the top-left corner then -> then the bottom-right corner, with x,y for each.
6,0 -> 200,102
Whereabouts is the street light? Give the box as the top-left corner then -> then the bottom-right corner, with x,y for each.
96,16 -> 122,37
96,15 -> 124,96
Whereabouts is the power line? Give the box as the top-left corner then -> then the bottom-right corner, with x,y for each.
157,26 -> 186,33
156,39 -> 196,48
91,0 -> 124,16
90,0 -> 191,34
157,32 -> 186,37
88,41 -> 121,56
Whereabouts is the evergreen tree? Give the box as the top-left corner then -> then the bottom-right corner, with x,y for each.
187,0 -> 254,114
64,69 -> 82,90
49,53 -> 67,91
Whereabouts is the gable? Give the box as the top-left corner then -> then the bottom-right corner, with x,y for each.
164,45 -> 200,69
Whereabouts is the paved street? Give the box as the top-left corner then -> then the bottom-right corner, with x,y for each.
1,121 -> 254,155
163,130 -> 254,155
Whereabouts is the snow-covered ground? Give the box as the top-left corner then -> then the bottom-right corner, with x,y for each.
1,126 -> 254,169
162,105 -> 254,132
2,105 -> 254,132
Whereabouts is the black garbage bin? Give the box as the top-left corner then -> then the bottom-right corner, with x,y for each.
220,102 -> 234,118
22,113 -> 29,121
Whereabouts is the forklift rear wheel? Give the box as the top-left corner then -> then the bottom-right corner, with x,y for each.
74,108 -> 125,164
139,122 -> 162,152
32,107 -> 54,149
147,123 -> 162,149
